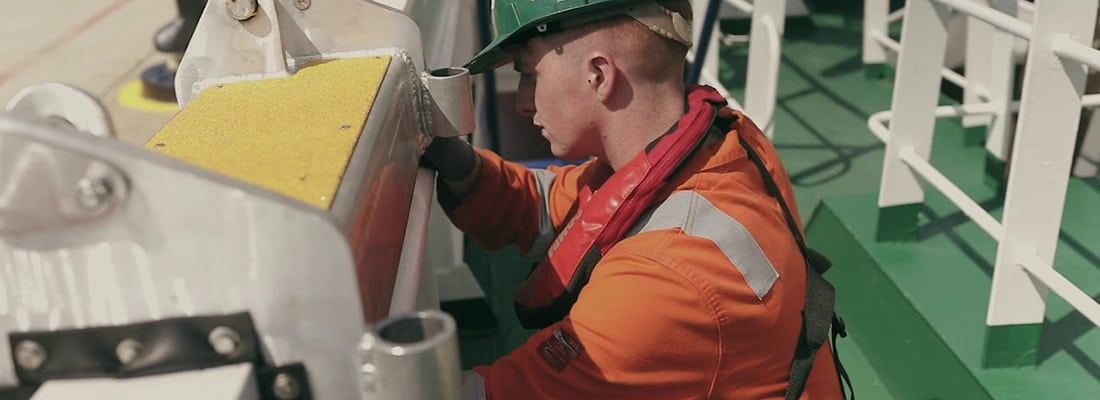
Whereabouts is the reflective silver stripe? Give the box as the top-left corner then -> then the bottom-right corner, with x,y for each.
628,191 -> 779,299
527,169 -> 558,258
462,371 -> 487,400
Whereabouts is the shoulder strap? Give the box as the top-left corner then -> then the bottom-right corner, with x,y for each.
735,133 -> 854,400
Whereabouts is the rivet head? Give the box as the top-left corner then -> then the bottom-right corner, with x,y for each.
14,340 -> 47,371
293,0 -> 311,10
272,372 -> 301,399
226,0 -> 258,21
208,326 -> 241,356
116,338 -> 143,365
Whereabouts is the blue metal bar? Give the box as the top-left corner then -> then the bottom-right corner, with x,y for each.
687,0 -> 724,85
475,0 -> 502,152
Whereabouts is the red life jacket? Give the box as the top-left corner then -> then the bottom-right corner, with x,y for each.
514,85 -> 728,328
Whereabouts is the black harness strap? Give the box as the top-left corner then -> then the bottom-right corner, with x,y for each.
737,134 -> 854,400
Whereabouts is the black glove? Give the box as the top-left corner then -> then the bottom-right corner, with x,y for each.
420,136 -> 481,190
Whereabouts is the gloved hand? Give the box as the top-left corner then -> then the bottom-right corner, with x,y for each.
420,136 -> 482,196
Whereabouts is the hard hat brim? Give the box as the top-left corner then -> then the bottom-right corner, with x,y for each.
464,33 -> 516,75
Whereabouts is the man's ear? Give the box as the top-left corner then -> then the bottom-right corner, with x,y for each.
587,53 -> 616,102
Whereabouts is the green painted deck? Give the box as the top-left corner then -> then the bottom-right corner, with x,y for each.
456,3 -> 1100,398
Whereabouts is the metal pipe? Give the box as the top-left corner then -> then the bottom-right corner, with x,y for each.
888,7 -> 906,23
422,67 -> 476,138
1051,34 -> 1100,72
474,0 -> 502,151
931,0 -> 1032,38
1083,93 -> 1100,108
870,31 -> 991,99
389,169 -> 438,315
897,147 -> 1005,241
1006,94 -> 1100,112
867,102 -> 998,142
1019,254 -> 1100,328
359,310 -> 462,400
725,0 -> 753,13
870,30 -> 901,53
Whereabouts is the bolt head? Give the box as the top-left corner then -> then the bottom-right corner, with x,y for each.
208,326 -> 241,356
76,178 -> 112,211
272,372 -> 301,399
116,338 -> 143,365
14,340 -> 47,371
294,0 -> 311,10
226,0 -> 258,21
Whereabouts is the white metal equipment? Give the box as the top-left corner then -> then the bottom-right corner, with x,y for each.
0,0 -> 475,399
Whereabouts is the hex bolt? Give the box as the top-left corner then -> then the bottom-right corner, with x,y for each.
116,338 -> 143,365
14,340 -> 47,371
76,177 -> 112,211
208,326 -> 241,356
294,0 -> 311,10
272,372 -> 301,399
226,0 -> 258,21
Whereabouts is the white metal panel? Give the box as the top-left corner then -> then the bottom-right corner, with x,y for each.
0,54 -> 430,396
31,363 -> 258,400
877,0 -> 952,209
987,0 -> 1099,326
0,116 -> 366,397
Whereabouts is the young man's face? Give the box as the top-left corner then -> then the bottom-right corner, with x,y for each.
512,36 -> 602,161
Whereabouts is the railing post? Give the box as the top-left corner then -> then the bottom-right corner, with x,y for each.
876,0 -> 952,241
978,0 -> 1020,192
743,0 -> 787,138
984,0 -> 1098,368
962,0 -> 993,147
864,0 -> 892,78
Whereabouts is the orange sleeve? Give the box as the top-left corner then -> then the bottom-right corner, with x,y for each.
472,251 -> 718,399
439,148 -> 592,253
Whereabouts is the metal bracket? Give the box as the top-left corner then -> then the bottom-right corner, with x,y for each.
0,128 -> 129,234
5,313 -> 314,400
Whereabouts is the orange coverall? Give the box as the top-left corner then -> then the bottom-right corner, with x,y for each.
440,108 -> 843,399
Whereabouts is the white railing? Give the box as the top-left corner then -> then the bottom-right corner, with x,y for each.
690,0 -> 786,138
864,0 -> 1036,162
874,0 -> 1100,346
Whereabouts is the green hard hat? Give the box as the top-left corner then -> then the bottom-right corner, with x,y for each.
465,0 -> 653,74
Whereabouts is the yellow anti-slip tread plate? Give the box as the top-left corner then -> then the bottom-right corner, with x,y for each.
146,56 -> 392,209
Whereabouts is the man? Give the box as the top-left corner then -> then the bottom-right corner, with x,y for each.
422,0 -> 845,398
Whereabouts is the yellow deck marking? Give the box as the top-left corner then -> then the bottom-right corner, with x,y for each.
117,80 -> 179,113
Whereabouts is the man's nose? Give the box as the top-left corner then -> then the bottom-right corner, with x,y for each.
515,80 -> 535,117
